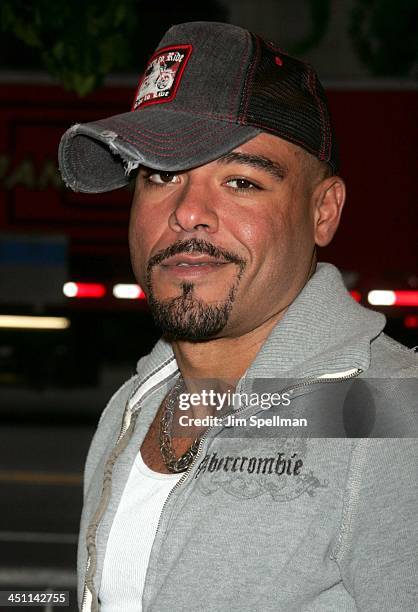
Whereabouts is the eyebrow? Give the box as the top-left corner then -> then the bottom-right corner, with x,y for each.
216,151 -> 288,182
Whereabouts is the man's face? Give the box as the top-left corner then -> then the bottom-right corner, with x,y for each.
129,133 -> 326,340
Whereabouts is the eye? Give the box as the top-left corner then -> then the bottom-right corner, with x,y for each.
144,171 -> 180,185
225,178 -> 260,191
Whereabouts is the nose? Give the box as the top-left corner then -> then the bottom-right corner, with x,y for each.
168,178 -> 218,234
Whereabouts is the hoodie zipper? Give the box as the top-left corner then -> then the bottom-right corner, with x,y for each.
83,366 -> 362,612
81,557 -> 91,611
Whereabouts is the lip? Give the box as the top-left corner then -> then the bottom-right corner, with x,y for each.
159,255 -> 230,279
161,254 -> 229,266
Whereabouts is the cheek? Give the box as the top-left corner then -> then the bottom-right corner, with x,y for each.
128,202 -> 156,282
233,209 -> 291,269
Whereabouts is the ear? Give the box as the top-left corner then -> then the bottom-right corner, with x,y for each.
313,176 -> 346,247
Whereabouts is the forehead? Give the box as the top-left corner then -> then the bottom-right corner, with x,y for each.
212,133 -> 326,189
224,132 -> 306,166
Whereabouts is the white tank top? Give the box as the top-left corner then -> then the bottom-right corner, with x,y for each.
99,451 -> 181,611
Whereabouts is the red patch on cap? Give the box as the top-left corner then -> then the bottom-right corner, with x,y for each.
274,56 -> 283,66
132,44 -> 193,110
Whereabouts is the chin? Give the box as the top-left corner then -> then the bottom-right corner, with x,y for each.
148,280 -> 239,341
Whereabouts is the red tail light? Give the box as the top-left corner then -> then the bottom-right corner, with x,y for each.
63,282 -> 106,298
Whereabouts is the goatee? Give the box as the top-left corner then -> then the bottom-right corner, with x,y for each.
145,238 -> 246,341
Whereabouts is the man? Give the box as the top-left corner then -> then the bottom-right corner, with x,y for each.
59,21 -> 417,612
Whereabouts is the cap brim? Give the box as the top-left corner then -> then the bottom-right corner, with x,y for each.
58,108 -> 261,193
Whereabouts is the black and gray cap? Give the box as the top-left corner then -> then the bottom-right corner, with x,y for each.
58,21 -> 339,193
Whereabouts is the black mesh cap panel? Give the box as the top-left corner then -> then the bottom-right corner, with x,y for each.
239,36 -> 339,173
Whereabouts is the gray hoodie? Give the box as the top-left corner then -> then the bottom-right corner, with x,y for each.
78,263 -> 418,611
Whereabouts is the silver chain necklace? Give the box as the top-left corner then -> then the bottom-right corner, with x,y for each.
159,375 -> 200,473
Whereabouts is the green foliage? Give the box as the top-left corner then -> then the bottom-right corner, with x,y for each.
0,0 -> 138,95
349,0 -> 418,76
2,0 -> 417,92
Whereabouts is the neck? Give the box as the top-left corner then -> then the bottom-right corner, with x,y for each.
170,311 -> 286,424
171,310 -> 284,384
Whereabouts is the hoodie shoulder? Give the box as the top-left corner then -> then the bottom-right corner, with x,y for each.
369,332 -> 418,376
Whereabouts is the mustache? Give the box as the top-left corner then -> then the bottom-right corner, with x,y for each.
146,238 -> 247,272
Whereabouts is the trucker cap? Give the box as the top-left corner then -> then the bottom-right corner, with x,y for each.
58,21 -> 339,193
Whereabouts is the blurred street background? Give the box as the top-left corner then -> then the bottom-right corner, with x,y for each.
0,366 -> 135,611
0,0 -> 417,609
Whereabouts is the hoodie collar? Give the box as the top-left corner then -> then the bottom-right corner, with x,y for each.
136,263 -> 385,385
244,263 -> 385,380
